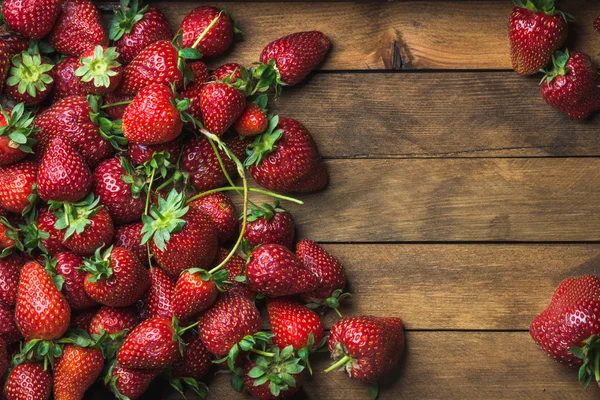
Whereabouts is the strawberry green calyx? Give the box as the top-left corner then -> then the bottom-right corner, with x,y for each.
325,342 -> 354,374
216,332 -> 275,372
513,0 -> 574,21
119,157 -> 147,200
109,0 -> 148,40
79,245 -> 115,282
0,216 -> 23,257
0,103 -> 38,154
75,46 -> 121,88
141,189 -> 189,251
169,376 -> 209,400
6,50 -> 54,97
92,328 -> 129,360
246,201 -> 287,222
247,345 -> 305,398
188,267 -> 230,290
49,194 -> 103,241
250,59 -> 286,97
171,316 -> 199,355
243,115 -> 283,167
41,255 -> 66,290
296,332 -> 327,375
541,49 -> 570,84
570,334 -> 600,388
88,95 -> 128,151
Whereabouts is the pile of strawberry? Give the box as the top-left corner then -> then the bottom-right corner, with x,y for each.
0,0 -> 405,399
509,0 -> 600,119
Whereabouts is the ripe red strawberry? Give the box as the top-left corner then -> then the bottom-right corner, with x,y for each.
51,57 -> 87,102
509,0 -> 569,75
0,103 -> 38,167
4,362 -> 52,400
80,246 -> 150,307
138,267 -> 176,321
110,2 -> 172,64
0,161 -> 37,214
246,117 -> 327,193
268,297 -> 324,351
189,192 -> 237,243
179,60 -> 210,122
122,83 -> 185,145
0,253 -> 23,307
34,96 -> 113,167
70,308 -> 97,331
120,40 -> 183,95
326,316 -> 405,382
234,102 -> 268,137
180,6 -> 235,57
113,222 -> 146,264
117,317 -> 186,369
296,239 -> 347,309
5,49 -> 55,106
243,351 -> 304,400
88,306 -> 137,336
35,206 -> 68,255
15,261 -> 71,340
142,190 -> 218,276
0,41 -> 9,94
214,247 -> 255,299
50,251 -> 98,310
213,62 -> 242,82
244,202 -> 295,249
595,16 -> 600,32
0,337 -> 7,377
541,50 -> 600,119
74,45 -> 123,95
198,292 -> 261,356
103,91 -> 134,119
171,332 -> 212,379
0,26 -> 28,56
2,0 -> 62,39
37,135 -> 92,202
259,31 -> 330,86
128,139 -> 180,165
172,268 -> 221,320
53,344 -> 104,400
181,134 -> 248,192
246,244 -> 318,297
49,0 -> 108,57
92,157 -> 144,224
106,363 -> 162,400
200,82 -> 246,136
0,303 -> 22,343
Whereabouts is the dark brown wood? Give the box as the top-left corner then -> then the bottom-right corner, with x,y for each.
97,1 -> 600,70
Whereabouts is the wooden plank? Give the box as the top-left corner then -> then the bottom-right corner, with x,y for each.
273,73 -> 600,158
236,158 -> 600,242
97,1 -> 600,70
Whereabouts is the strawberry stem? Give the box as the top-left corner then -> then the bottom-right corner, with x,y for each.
595,351 -> 600,383
190,13 -> 222,50
144,167 -> 156,268
100,100 -> 132,108
250,348 -> 275,357
186,186 -> 303,205
324,355 -> 352,373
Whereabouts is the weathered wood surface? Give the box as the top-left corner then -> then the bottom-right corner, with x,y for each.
96,1 -> 600,70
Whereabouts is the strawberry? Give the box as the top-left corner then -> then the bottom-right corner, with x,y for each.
37,135 -> 92,202
0,253 -> 23,306
122,83 -> 186,145
171,332 -> 212,379
128,139 -> 180,165
35,206 -> 68,255
53,344 -> 104,400
541,50 -> 600,119
88,306 -> 137,336
103,91 -> 134,120
117,317 -> 190,369
0,161 -> 37,214
326,316 -> 405,383
0,303 -> 22,343
246,244 -> 318,297
113,222 -> 147,264
215,247 -> 255,299
198,292 -> 261,356
200,82 -> 246,136
0,337 -> 7,377
74,45 -> 123,95
213,62 -> 242,82
138,267 -> 176,321
259,31 -> 330,87
49,0 -> 108,57
189,192 -> 237,243
51,57 -> 87,102
50,252 -> 98,310
509,0 -> 569,75
34,96 -> 114,168
595,16 -> 600,32
15,261 -> 71,340
80,246 -> 150,307
92,157 -> 144,224
296,240 -> 347,311
246,116 -> 327,193
180,6 -> 235,57
70,308 -> 97,331
267,298 -> 324,351
0,103 -> 38,167
179,60 -> 210,122
106,363 -> 162,400
243,348 -> 304,400
181,133 -> 248,192
1,0 -> 62,39
244,202 -> 295,249
0,42 -> 9,94
172,268 -> 222,320
141,190 -> 218,276
0,26 -> 29,56
234,102 -> 268,137
51,195 -> 115,256
109,1 -> 172,64
5,48 -> 54,106
4,362 -> 52,400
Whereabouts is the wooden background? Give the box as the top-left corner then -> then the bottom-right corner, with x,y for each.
96,0 -> 600,398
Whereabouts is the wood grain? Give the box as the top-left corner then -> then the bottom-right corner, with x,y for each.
273,73 -> 600,158
96,1 -> 600,70
235,158 -> 600,242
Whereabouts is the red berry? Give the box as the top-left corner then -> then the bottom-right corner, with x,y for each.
180,6 -> 234,57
